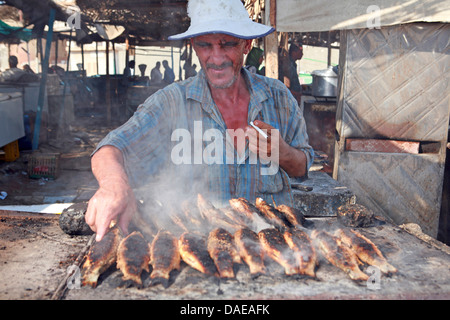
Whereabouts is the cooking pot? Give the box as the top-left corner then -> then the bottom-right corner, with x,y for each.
311,66 -> 338,97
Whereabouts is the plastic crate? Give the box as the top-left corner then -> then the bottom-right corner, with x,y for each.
27,153 -> 60,179
0,140 -> 20,162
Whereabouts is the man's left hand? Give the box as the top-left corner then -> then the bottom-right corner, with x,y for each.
245,120 -> 307,177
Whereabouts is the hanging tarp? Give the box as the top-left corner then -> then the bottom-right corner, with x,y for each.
275,0 -> 450,32
0,20 -> 32,42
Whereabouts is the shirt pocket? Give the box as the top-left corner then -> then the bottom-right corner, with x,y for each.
256,163 -> 284,194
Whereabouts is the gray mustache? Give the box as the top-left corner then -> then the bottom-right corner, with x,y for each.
206,62 -> 233,70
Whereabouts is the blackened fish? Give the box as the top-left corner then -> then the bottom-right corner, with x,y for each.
149,229 -> 181,287
180,200 -> 207,232
234,228 -> 266,278
220,206 -> 250,228
229,198 -> 272,231
258,228 -> 299,276
168,208 -> 191,234
207,228 -> 241,278
311,230 -> 369,281
82,226 -> 123,288
229,198 -> 261,221
334,228 -> 397,274
276,204 -> 306,228
116,231 -> 151,286
197,194 -> 241,232
179,232 -> 218,276
283,229 -> 317,278
255,198 -> 293,229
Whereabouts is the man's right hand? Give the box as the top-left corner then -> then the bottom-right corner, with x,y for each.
85,146 -> 136,242
85,180 -> 136,242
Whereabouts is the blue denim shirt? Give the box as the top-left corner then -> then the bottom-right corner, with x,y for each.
94,68 -> 313,208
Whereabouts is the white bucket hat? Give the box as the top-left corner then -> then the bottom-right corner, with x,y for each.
168,0 -> 275,40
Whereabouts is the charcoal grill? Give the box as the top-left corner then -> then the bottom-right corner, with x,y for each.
62,215 -> 450,300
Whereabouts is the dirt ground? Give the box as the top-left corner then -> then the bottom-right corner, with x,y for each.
0,113 -> 118,300
0,212 -> 91,299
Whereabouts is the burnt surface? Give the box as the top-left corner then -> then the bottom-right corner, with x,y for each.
337,203 -> 376,228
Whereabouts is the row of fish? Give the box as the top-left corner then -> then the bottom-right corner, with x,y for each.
81,195 -> 397,288
132,194 -> 307,239
81,225 -> 313,288
311,229 -> 397,281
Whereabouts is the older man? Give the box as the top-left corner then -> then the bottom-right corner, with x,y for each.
86,0 -> 313,241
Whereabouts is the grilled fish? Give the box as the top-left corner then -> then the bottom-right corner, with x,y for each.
82,226 -> 123,287
283,229 -> 317,278
334,228 -> 397,274
234,228 -> 266,278
179,232 -> 218,276
180,200 -> 206,232
258,228 -> 299,276
207,228 -> 241,278
311,230 -> 369,281
255,198 -> 293,229
149,229 -> 181,287
116,231 -> 151,286
229,198 -> 260,221
229,198 -> 272,231
169,209 -> 191,234
220,206 -> 250,228
276,204 -> 306,228
197,194 -> 240,232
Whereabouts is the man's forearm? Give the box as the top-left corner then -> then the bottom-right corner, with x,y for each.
278,145 -> 307,178
91,145 -> 129,187
87,145 -> 136,241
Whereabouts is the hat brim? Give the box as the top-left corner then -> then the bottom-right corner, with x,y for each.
168,19 -> 275,40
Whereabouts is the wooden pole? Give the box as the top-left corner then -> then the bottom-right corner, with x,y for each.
264,0 -> 278,80
279,32 -> 290,86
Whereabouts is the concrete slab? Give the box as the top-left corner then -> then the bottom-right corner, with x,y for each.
291,171 -> 355,217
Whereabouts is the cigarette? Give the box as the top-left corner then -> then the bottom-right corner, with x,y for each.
250,121 -> 268,139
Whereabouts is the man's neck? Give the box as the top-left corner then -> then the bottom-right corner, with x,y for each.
209,72 -> 248,106
208,72 -> 250,133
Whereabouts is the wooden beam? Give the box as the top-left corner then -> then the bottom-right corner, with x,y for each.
264,0 -> 278,80
279,32 -> 290,87
269,0 -> 276,27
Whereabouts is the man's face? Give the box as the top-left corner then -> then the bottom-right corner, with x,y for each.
293,46 -> 303,61
192,34 -> 252,89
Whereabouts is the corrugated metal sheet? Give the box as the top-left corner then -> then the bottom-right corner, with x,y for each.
276,0 -> 450,33
334,23 -> 450,238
